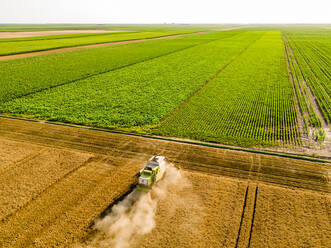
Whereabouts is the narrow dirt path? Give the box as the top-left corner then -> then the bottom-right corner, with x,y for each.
0,32 -> 204,61
0,30 -> 124,39
0,27 -> 246,61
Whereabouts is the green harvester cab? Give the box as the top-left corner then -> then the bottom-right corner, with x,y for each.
136,156 -> 165,192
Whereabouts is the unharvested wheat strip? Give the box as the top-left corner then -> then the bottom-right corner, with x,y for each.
0,156 -> 142,248
249,184 -> 331,247
0,147 -> 92,221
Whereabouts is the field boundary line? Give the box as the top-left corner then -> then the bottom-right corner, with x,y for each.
0,31 -> 137,43
1,30 -> 246,104
0,115 -> 330,163
235,186 -> 249,248
0,31 -> 204,59
0,26 -> 248,60
156,32 -> 265,128
1,41 -> 206,104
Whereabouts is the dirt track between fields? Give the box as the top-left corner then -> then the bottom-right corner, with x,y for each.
0,118 -> 330,247
0,30 -> 124,39
0,31 -> 206,61
0,27 -> 246,61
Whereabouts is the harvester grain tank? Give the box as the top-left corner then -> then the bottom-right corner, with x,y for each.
137,156 -> 166,192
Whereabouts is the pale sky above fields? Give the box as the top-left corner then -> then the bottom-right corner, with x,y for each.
0,0 -> 330,24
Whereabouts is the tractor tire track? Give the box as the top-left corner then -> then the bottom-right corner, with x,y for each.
233,184 -> 259,248
1,124 -> 327,193
0,118 -> 330,248
0,118 -> 329,194
235,186 -> 249,248
248,186 -> 258,248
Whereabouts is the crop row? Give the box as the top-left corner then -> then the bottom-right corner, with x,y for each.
155,31 -> 301,147
0,31 -> 262,129
284,30 -> 331,124
283,36 -> 321,135
0,30 -> 242,104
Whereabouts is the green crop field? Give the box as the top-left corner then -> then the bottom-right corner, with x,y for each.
0,25 -> 330,149
0,31 -> 259,127
282,26 -> 331,141
0,24 -> 219,32
0,30 -> 240,103
155,31 -> 300,146
284,28 -> 331,122
0,30 -> 198,56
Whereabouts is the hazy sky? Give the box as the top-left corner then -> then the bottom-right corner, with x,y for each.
0,0 -> 330,24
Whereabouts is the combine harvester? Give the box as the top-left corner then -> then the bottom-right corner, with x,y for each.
136,156 -> 178,192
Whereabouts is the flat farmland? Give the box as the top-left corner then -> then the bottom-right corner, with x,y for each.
0,25 -> 330,248
0,30 -> 241,103
0,118 -> 330,248
0,30 -> 123,39
0,31 -> 262,128
0,30 -> 198,56
1,28 -> 328,151
155,31 -> 300,147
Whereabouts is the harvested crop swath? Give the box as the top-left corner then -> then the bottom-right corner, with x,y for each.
0,30 -> 195,56
0,31 -> 262,129
284,29 -> 331,124
0,30 -> 241,104
155,31 -> 300,147
0,146 -> 92,221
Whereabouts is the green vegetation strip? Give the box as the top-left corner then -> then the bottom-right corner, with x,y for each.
155,31 -> 301,147
0,30 -> 241,103
283,35 -> 325,141
0,31 -> 261,129
284,28 -> 331,124
0,30 -> 196,56
1,115 -> 328,164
